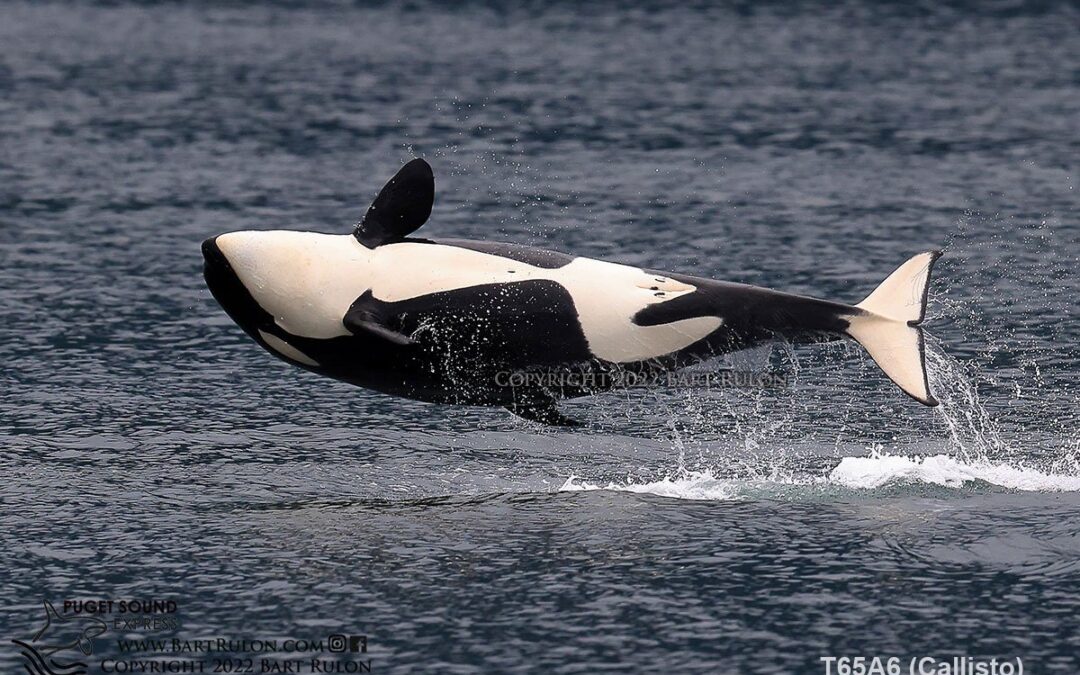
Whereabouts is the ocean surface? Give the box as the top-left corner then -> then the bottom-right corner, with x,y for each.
1,1 -> 1078,673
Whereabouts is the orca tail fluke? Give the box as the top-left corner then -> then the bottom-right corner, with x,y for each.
844,251 -> 942,406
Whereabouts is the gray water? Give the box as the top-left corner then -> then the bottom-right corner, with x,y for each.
1,2 -> 1079,673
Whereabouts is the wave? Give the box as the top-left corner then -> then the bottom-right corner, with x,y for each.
829,452 -> 1080,491
562,469 -> 742,501
560,451 -> 1080,501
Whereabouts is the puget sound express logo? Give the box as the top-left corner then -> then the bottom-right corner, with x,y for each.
12,601 -> 107,675
12,600 -> 371,674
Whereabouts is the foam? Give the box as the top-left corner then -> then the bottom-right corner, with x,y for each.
560,453 -> 1080,501
828,453 -> 1080,491
561,470 -> 740,501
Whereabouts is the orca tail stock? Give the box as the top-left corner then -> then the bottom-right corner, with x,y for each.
843,250 -> 942,406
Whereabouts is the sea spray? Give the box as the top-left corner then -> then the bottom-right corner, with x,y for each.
925,337 -> 1010,464
561,339 -> 1080,499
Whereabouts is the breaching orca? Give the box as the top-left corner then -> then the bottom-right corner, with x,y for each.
203,158 -> 941,426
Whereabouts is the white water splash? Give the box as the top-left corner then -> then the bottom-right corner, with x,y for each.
828,451 -> 1080,491
561,308 -> 1080,502
925,338 -> 1010,463
561,470 -> 741,501
560,450 -> 1080,501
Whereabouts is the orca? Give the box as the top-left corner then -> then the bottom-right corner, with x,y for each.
203,158 -> 941,426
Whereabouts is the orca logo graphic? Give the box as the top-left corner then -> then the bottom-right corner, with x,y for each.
11,600 -> 107,675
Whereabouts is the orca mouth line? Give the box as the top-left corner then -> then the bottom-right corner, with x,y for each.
202,236 -> 274,337
200,236 -> 227,270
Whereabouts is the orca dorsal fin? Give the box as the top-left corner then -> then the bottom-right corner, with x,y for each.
354,158 -> 434,248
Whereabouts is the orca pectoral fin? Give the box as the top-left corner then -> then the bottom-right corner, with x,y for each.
354,158 -> 434,248
343,292 -> 414,346
506,394 -> 583,427
346,316 -> 415,346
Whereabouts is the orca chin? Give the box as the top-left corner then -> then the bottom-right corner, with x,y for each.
201,236 -> 273,338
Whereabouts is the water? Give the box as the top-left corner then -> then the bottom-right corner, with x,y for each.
2,1 -> 1079,673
